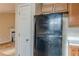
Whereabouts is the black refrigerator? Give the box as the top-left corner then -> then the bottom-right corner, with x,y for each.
34,13 -> 63,56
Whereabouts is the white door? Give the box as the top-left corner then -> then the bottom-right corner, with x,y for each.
17,5 -> 33,56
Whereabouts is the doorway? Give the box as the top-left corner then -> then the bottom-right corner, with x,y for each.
0,3 -> 15,56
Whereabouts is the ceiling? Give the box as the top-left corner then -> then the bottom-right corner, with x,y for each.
0,3 -> 15,13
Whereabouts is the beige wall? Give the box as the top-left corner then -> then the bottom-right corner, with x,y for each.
0,13 -> 15,44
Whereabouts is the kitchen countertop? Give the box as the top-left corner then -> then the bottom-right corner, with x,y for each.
67,36 -> 79,46
68,40 -> 79,46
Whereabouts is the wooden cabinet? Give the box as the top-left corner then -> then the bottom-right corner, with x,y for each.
69,3 -> 79,27
69,45 -> 79,56
53,3 -> 68,13
35,3 -> 68,15
41,3 -> 68,14
35,4 -> 42,15
41,3 -> 54,14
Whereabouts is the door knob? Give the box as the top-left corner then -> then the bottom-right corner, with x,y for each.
26,39 -> 29,42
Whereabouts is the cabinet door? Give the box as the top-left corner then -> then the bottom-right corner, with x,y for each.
41,3 -> 54,14
69,3 -> 79,27
54,3 -> 68,13
69,46 -> 79,56
71,47 -> 78,56
35,4 -> 42,15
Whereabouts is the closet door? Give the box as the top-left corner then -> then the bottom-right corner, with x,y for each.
16,4 -> 35,56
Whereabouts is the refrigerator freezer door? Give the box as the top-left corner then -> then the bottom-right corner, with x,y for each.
48,14 -> 62,36
35,14 -> 62,36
